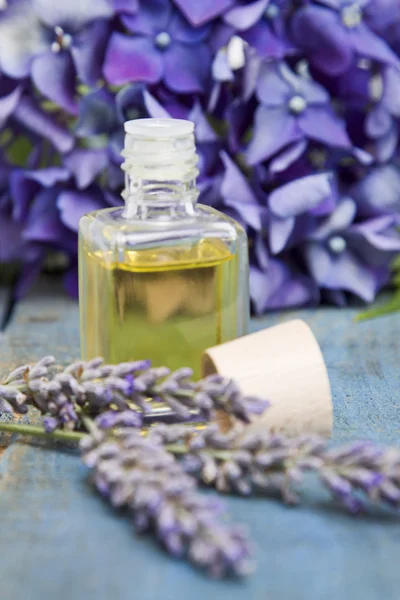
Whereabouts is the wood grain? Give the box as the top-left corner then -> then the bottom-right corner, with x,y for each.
1,280 -> 400,600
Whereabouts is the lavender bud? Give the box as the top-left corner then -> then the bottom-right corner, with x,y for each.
36,356 -> 56,368
43,417 -> 59,433
95,410 -> 142,430
3,365 -> 29,383
85,358 -> 104,369
28,366 -> 49,380
0,398 -> 12,413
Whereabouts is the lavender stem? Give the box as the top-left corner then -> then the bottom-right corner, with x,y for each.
0,422 -> 84,443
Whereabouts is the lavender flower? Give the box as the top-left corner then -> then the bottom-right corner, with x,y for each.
80,426 -> 252,577
0,356 -> 269,428
153,424 -> 400,513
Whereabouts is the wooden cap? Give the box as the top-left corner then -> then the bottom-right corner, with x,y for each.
202,319 -> 332,437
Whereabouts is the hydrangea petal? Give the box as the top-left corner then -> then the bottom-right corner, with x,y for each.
75,89 -> 117,136
115,83 -> 146,122
64,149 -> 108,189
143,90 -> 171,119
256,62 -> 291,106
164,43 -> 210,93
220,151 -> 261,230
32,0 -> 113,30
291,6 -> 352,75
298,106 -> 351,148
31,51 -> 77,115
103,34 -> 163,85
269,173 -> 332,218
169,11 -> 210,44
0,209 -> 25,261
254,233 -> 269,271
296,76 -> 330,106
311,197 -> 356,240
269,215 -> 295,254
212,49 -> 234,82
323,251 -> 379,302
269,140 -> 308,174
57,188 -> 106,231
189,101 -> 218,143
382,67 -> 400,116
246,105 -> 301,165
224,0 -> 268,31
71,20 -> 111,86
0,0 -> 48,78
304,242 -> 333,285
375,128 -> 398,162
249,265 -> 269,314
0,84 -> 22,126
10,167 -> 70,221
242,22 -> 287,59
352,165 -> 400,216
122,0 -> 170,34
365,105 -> 392,138
268,272 -> 318,309
173,0 -> 234,26
113,0 -> 139,12
349,24 -> 400,68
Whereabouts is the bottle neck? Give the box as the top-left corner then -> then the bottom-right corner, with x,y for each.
121,118 -> 199,220
122,174 -> 199,219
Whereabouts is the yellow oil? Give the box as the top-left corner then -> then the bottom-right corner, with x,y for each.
79,238 -> 239,378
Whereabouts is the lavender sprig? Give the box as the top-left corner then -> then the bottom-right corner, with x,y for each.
147,425 -> 400,514
80,426 -> 252,578
0,356 -> 269,431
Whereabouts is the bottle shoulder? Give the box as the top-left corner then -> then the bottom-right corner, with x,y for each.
79,204 -> 247,248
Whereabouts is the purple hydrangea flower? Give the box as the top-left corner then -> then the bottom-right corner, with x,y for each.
224,0 -> 292,59
0,154 -> 29,266
246,61 -> 352,165
303,197 -> 400,302
0,76 -> 22,128
266,172 -> 335,254
173,0 -> 234,27
104,0 -> 213,92
9,166 -> 113,297
365,66 -> 400,162
250,258 -> 319,313
0,0 -> 114,112
350,163 -> 400,218
291,0 -> 400,76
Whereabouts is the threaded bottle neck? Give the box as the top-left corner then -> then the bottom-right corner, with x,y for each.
121,118 -> 199,216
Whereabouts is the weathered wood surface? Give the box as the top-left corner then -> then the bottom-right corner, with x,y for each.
1,278 -> 400,600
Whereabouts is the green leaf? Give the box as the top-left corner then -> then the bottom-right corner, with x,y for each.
356,254 -> 400,321
356,290 -> 400,321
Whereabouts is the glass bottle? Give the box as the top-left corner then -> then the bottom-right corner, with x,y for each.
79,118 -> 249,378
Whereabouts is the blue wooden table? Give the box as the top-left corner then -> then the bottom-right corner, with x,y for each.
1,278 -> 400,600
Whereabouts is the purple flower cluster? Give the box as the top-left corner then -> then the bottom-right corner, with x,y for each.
1,0 -> 400,308
0,355 -> 269,430
81,425 -> 252,577
148,423 -> 400,514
